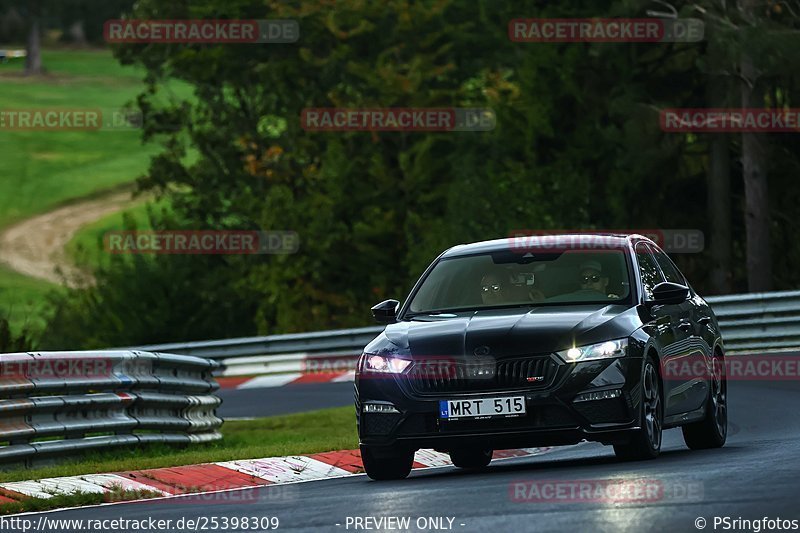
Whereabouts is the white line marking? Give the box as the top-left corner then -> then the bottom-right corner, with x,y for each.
235,373 -> 303,389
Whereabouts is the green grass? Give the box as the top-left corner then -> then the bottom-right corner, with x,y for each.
0,406 -> 358,484
0,265 -> 61,338
0,49 -> 193,337
0,49 -> 184,228
66,200 -> 165,269
0,406 -> 358,514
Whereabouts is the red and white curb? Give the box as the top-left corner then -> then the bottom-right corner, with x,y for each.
217,371 -> 354,390
0,447 -> 554,506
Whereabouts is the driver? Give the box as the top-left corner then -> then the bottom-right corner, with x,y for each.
480,273 -> 505,305
579,260 -> 619,299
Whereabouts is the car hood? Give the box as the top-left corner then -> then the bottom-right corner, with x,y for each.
365,304 -> 642,359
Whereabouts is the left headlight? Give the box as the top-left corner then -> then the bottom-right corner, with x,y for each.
360,353 -> 412,374
556,338 -> 628,363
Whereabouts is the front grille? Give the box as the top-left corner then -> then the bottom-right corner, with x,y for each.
361,413 -> 402,435
572,397 -> 631,424
396,413 -> 438,436
405,355 -> 560,395
439,405 -> 577,432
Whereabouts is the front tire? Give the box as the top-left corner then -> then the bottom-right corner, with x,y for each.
682,353 -> 727,449
449,449 -> 493,469
360,445 -> 414,480
614,357 -> 663,461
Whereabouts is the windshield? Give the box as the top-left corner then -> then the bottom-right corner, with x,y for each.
406,249 -> 631,315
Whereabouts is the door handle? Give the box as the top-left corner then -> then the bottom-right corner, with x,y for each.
678,321 -> 693,332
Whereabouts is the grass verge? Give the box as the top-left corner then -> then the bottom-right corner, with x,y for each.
1,406 -> 358,514
0,488 -> 163,516
66,199 -> 170,269
0,265 -> 62,337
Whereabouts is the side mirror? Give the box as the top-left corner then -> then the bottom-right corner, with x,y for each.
649,282 -> 690,306
371,299 -> 399,324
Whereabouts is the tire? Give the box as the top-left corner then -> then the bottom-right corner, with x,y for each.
682,353 -> 727,449
449,448 -> 493,469
614,356 -> 663,461
360,445 -> 414,480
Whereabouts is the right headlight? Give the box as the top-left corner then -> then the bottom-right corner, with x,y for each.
359,353 -> 412,374
556,338 -> 628,363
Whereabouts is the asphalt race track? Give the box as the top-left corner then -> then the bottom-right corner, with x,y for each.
217,382 -> 354,418
11,379 -> 800,533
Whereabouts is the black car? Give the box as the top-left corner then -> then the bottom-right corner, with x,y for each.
355,233 -> 727,480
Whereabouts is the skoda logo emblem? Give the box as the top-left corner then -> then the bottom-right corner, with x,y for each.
473,346 -> 490,356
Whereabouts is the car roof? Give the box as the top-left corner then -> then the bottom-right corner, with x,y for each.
441,233 -> 656,258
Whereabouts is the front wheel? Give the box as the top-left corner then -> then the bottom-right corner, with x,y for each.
614,357 -> 663,461
360,445 -> 414,480
682,353 -> 727,449
449,448 -> 493,469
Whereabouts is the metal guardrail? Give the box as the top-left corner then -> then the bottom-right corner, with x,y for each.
126,291 -> 800,377
130,327 -> 383,361
0,351 -> 222,468
705,290 -> 800,353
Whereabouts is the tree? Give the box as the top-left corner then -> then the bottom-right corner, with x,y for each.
24,0 -> 42,75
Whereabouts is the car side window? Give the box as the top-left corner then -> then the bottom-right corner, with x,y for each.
651,246 -> 686,285
635,243 -> 664,300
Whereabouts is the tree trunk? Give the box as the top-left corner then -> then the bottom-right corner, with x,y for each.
740,50 -> 772,292
707,132 -> 732,294
705,24 -> 732,295
24,1 -> 43,76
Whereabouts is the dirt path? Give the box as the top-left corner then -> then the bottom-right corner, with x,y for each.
0,191 -> 135,287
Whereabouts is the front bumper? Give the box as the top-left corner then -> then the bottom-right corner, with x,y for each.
356,354 -> 644,451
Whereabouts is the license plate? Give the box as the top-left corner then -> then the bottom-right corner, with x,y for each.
439,396 -> 526,420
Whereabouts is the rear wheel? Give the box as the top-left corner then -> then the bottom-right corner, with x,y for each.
682,353 -> 727,449
614,357 -> 663,461
449,448 -> 493,469
360,445 -> 414,480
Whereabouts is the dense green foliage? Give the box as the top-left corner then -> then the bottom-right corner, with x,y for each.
40,0 -> 800,348
0,317 -> 32,352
